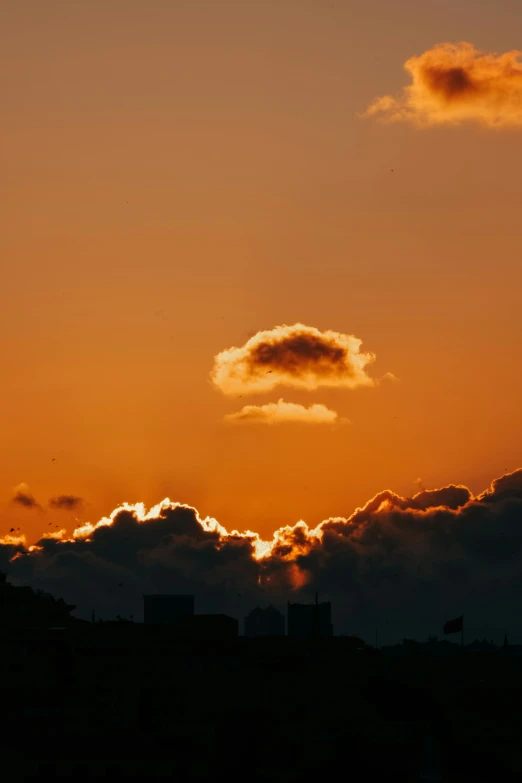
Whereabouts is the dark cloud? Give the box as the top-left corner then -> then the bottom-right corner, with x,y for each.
48,495 -> 83,510
3,470 -> 522,643
11,484 -> 41,510
364,42 -> 522,127
424,65 -> 475,100
250,333 -> 345,375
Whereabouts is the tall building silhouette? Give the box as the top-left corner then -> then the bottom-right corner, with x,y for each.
244,605 -> 285,637
287,600 -> 333,638
143,594 -> 194,625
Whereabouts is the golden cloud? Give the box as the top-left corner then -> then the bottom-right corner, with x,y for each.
0,533 -> 27,547
224,398 -> 340,425
42,529 -> 67,540
364,42 -> 522,127
211,323 -> 377,395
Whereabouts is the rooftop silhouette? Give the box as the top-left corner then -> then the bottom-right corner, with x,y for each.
244,605 -> 285,637
287,599 -> 333,638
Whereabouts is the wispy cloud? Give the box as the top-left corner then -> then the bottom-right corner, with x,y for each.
12,483 -> 41,510
49,495 -> 83,510
224,398 -> 341,425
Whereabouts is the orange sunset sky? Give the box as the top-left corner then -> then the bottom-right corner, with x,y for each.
2,0 -> 522,546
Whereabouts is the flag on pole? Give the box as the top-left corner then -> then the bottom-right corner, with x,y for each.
443,615 -> 463,635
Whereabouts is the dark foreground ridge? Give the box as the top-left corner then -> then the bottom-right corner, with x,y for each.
1,574 -> 522,779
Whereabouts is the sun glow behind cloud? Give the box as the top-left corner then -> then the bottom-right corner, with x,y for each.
2,470 -> 522,638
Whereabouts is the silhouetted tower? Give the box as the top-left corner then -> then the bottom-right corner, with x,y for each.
287,599 -> 333,638
244,605 -> 285,637
143,594 -> 194,625
313,592 -> 320,639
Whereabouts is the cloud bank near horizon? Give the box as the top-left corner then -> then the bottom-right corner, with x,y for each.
364,42 -> 522,127
2,469 -> 522,640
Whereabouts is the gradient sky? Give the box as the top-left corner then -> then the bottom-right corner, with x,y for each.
2,0 -> 522,546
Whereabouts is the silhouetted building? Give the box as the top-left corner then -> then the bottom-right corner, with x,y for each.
287,601 -> 333,638
143,594 -> 194,625
244,605 -> 285,637
166,614 -> 238,640
0,572 -> 75,629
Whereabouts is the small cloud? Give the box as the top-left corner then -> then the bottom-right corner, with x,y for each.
0,533 -> 27,546
363,42 -> 522,128
12,483 -> 41,510
224,398 -> 340,425
49,495 -> 83,510
212,323 -> 381,396
42,529 -> 67,540
380,372 -> 400,383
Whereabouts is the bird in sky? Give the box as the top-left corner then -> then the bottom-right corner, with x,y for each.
118,583 -> 123,588
266,370 -> 272,374
48,522 -> 52,525
9,527 -> 15,532
52,458 -> 55,462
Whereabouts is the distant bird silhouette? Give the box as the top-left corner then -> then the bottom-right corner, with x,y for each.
266,370 -> 272,374
16,527 -> 20,531
48,522 -> 52,525
118,583 -> 123,588
52,458 -> 55,462
9,527 -> 15,532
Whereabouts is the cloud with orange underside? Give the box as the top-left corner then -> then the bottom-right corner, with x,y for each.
224,398 -> 341,425
211,323 -> 378,396
364,42 -> 522,127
